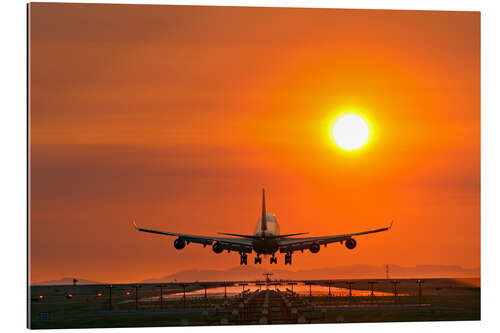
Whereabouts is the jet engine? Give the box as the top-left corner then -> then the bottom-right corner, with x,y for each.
309,242 -> 320,253
212,242 -> 224,254
173,238 -> 186,250
345,238 -> 357,250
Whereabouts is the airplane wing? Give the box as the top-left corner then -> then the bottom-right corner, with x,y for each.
133,221 -> 253,253
277,222 -> 393,253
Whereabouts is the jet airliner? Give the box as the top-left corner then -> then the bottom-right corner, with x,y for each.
133,189 -> 392,265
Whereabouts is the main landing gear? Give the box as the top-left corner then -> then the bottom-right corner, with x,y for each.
250,254 -> 278,265
240,253 -> 248,265
284,253 -> 293,265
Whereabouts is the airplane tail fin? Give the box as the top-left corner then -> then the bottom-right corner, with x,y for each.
261,188 -> 267,231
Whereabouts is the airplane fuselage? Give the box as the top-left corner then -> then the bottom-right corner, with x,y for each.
252,213 -> 280,254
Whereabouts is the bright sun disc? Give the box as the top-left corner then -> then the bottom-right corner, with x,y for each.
332,115 -> 369,150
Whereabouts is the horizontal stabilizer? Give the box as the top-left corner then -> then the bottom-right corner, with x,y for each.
218,232 -> 309,239
218,232 -> 258,239
268,232 -> 309,238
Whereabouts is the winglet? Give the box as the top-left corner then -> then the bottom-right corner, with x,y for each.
389,220 -> 394,229
133,220 -> 139,230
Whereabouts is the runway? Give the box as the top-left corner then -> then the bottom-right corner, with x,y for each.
29,277 -> 480,328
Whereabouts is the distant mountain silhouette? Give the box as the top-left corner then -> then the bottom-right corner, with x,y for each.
141,264 -> 480,283
31,265 -> 479,285
31,277 -> 103,286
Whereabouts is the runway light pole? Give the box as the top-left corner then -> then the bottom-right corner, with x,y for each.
368,281 -> 377,304
239,283 -> 248,298
327,281 -> 334,297
181,284 -> 188,310
368,281 -> 377,297
105,285 -> 114,311
305,282 -> 313,297
157,285 -> 165,310
200,284 -> 209,299
391,280 -> 400,304
416,280 -> 424,305
346,281 -> 355,298
288,282 -> 297,296
133,284 -> 142,311
263,273 -> 273,283
200,284 -> 210,310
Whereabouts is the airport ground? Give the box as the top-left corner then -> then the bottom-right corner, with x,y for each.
29,278 -> 480,329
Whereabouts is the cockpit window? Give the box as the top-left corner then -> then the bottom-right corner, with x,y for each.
257,213 -> 277,223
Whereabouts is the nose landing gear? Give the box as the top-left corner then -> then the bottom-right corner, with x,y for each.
240,253 -> 248,265
284,253 -> 293,265
254,255 -> 262,264
270,255 -> 277,264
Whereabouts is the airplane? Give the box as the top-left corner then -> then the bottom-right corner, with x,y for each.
133,189 -> 393,265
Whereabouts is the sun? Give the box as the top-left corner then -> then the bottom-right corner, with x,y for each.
331,114 -> 369,150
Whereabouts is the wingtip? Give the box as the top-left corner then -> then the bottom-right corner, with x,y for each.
389,220 -> 394,229
133,220 -> 138,230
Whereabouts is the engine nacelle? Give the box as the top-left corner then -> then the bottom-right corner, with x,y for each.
345,238 -> 357,250
309,242 -> 320,253
212,242 -> 224,254
174,238 -> 186,250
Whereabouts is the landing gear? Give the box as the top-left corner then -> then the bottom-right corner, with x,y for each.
254,255 -> 262,264
240,253 -> 248,265
284,253 -> 293,265
270,256 -> 277,264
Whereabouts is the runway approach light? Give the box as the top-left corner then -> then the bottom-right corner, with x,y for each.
66,294 -> 73,299
38,295 -> 44,300
125,291 -> 131,296
97,292 -> 103,297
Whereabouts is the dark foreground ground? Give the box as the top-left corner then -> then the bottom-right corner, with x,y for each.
28,278 -> 480,329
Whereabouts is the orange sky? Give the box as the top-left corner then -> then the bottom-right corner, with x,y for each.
29,3 -> 480,284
